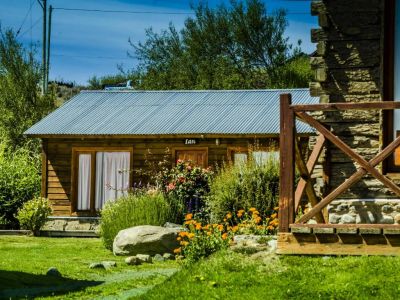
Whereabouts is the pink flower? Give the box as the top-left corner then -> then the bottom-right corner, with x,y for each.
187,165 -> 192,171
167,183 -> 176,191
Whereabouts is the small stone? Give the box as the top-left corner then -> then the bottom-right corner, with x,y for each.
380,215 -> 394,224
46,267 -> 62,277
365,211 -> 376,224
101,261 -> 117,269
125,256 -> 142,266
382,205 -> 393,214
163,253 -> 175,260
136,254 -> 152,263
153,254 -> 165,262
395,205 -> 400,213
340,214 -> 356,224
349,206 -> 357,213
89,262 -> 105,269
394,214 -> 400,224
322,256 -> 331,260
329,214 -> 341,224
337,204 -> 349,212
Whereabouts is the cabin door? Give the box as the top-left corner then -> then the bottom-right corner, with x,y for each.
175,149 -> 208,168
393,0 -> 400,165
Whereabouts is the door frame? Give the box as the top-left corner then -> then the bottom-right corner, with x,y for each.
172,147 -> 209,168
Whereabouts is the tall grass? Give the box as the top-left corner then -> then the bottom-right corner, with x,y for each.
207,155 -> 279,223
100,191 -> 177,250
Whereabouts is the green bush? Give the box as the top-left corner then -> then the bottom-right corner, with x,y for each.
0,145 -> 41,228
16,197 -> 52,234
206,156 -> 279,223
100,191 -> 175,250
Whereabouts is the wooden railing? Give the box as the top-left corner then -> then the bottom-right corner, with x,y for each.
278,94 -> 400,233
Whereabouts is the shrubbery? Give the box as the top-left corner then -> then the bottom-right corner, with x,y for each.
100,191 -> 175,250
16,197 -> 52,235
158,160 -> 213,218
206,156 -> 279,223
0,145 -> 41,228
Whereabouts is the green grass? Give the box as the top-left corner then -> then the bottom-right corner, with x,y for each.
142,251 -> 400,300
0,236 -> 178,299
3,236 -> 400,299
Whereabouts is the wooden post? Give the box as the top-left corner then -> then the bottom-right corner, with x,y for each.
41,139 -> 48,198
279,94 -> 295,232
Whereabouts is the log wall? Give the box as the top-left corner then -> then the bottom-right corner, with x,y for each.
43,137 -> 279,216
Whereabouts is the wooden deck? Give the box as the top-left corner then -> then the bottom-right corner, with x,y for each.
277,224 -> 400,256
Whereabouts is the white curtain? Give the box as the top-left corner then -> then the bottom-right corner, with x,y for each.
77,154 -> 91,210
234,153 -> 248,166
252,151 -> 279,166
95,152 -> 130,210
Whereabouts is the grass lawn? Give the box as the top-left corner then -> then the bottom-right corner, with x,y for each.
143,251 -> 400,300
0,236 -> 178,299
2,236 -> 400,299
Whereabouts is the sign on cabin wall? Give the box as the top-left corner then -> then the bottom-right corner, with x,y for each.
184,139 -> 198,145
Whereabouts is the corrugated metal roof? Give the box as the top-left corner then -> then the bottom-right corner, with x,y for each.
24,89 -> 318,136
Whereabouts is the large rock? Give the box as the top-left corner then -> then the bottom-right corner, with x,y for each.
113,225 -> 180,256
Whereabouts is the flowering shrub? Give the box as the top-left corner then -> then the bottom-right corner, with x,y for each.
175,208 -> 278,263
158,160 -> 213,215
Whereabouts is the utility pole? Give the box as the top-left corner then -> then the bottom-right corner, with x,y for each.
37,0 -> 47,94
46,5 -> 52,93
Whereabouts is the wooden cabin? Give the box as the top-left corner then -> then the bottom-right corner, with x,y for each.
277,0 -> 400,255
25,89 -> 316,229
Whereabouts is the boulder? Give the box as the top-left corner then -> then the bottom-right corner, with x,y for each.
125,256 -> 142,266
46,267 -> 62,277
153,254 -> 165,262
163,253 -> 175,260
113,225 -> 180,256
136,254 -> 152,263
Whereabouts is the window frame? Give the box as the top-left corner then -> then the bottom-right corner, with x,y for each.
71,147 -> 133,215
227,146 -> 279,165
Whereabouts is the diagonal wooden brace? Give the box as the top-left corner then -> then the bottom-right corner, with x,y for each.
297,112 -> 400,196
296,113 -> 400,223
294,136 -> 325,223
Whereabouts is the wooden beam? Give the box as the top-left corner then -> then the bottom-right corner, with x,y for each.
294,137 -> 325,223
297,111 -> 400,196
297,134 -> 400,223
279,94 -> 295,232
291,101 -> 400,112
41,139 -> 48,198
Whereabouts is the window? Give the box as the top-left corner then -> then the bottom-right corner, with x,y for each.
228,147 -> 279,166
73,148 -> 132,213
252,151 -> 279,166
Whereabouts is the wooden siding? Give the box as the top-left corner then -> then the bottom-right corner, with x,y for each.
43,137 -> 279,216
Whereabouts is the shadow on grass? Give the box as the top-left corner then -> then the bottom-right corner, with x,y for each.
0,270 -> 103,299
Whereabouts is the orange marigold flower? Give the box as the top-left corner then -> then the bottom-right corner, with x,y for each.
257,225 -> 263,230
232,226 -> 239,232
271,213 -> 277,219
177,237 -> 182,241
181,241 -> 189,246
222,233 -> 228,240
188,233 -> 195,239
212,224 -> 218,228
202,224 -> 210,230
179,231 -> 188,237
217,224 -> 224,231
195,223 -> 202,230
185,213 -> 193,221
249,207 -> 256,212
226,213 -> 232,219
173,247 -> 181,254
237,212 -> 243,218
274,206 -> 279,211
254,217 -> 262,224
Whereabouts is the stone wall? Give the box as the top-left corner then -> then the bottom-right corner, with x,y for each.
328,200 -> 400,225
310,0 -> 390,199
43,216 -> 99,232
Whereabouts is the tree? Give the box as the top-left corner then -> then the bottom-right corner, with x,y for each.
128,0 -> 311,90
0,29 -> 55,152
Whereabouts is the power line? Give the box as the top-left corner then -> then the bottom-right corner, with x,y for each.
53,7 -> 310,15
16,0 -> 34,36
19,16 -> 42,38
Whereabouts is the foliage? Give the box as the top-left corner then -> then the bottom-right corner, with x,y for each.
157,160 -> 213,217
100,191 -> 174,250
228,207 -> 279,235
174,213 -> 233,264
0,29 -> 55,151
207,154 -> 279,223
87,73 -> 137,90
127,0 -> 312,90
0,236 -> 178,299
0,144 -> 41,228
15,197 -> 52,234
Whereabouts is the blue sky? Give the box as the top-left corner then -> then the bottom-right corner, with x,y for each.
0,0 -> 317,85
